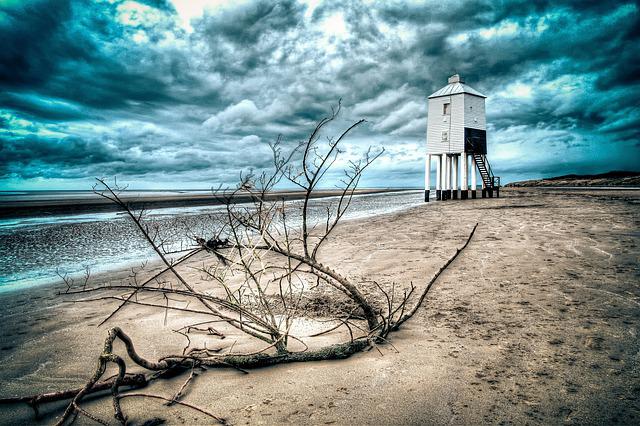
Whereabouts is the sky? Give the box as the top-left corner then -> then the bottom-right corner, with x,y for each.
0,0 -> 639,190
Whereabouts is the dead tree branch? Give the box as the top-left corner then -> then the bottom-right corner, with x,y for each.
2,102 -> 481,424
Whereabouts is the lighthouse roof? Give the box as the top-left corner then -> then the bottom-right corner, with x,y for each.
428,75 -> 486,99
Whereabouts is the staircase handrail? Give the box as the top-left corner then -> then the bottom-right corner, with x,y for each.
484,156 -> 494,180
467,138 -> 500,189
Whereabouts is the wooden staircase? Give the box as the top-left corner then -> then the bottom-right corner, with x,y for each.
473,153 -> 500,190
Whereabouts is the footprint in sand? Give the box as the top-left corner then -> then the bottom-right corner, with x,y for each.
584,336 -> 605,350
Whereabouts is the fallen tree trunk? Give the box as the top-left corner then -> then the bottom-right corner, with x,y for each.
0,374 -> 147,419
176,338 -> 370,368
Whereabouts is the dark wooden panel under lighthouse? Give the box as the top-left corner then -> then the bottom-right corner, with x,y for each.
464,128 -> 487,154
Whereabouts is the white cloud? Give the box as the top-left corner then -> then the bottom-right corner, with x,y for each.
478,21 -> 519,39
168,0 -> 252,32
319,11 -> 348,39
390,117 -> 425,136
499,82 -> 533,99
131,30 -> 149,43
300,0 -> 321,20
352,84 -> 412,116
238,134 -> 261,144
116,1 -> 164,27
373,101 -> 425,133
202,99 -> 290,133
203,99 -> 259,130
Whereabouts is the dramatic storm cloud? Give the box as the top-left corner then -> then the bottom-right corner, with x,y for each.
1,0 -> 638,189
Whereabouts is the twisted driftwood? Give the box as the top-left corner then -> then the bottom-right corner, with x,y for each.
0,223 -> 478,425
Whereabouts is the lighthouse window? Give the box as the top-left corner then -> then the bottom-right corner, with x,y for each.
443,103 -> 450,115
442,130 -> 449,142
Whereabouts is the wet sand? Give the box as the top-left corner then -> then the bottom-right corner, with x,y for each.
0,187 -> 638,425
0,188 -> 407,219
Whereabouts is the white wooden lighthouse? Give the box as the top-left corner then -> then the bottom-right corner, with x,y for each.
424,74 -> 500,201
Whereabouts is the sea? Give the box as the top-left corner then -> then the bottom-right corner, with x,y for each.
0,190 -> 427,292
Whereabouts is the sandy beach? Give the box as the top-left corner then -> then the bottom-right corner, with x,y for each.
0,187 -> 638,425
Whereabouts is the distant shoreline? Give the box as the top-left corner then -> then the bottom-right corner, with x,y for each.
507,186 -> 640,190
505,170 -> 640,188
0,188 -> 413,219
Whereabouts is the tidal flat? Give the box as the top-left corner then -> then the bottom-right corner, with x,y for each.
0,188 -> 638,425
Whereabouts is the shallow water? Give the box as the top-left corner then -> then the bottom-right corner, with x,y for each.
0,190 -> 427,292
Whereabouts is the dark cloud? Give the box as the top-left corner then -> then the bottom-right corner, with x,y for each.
0,134 -> 123,173
0,0 -> 89,87
201,1 -> 303,44
0,0 -> 638,188
0,92 -> 90,121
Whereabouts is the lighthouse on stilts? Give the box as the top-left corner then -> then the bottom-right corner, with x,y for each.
424,74 -> 500,202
